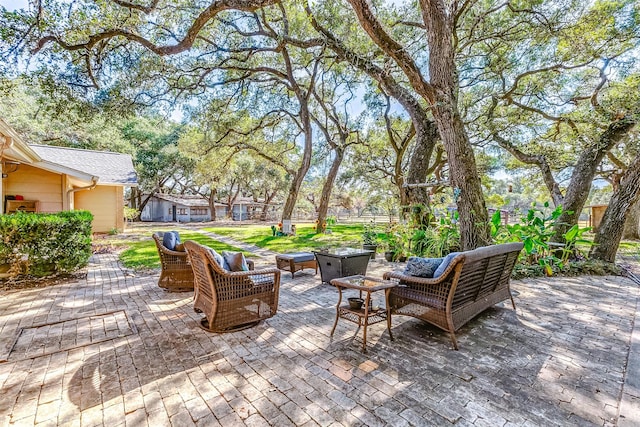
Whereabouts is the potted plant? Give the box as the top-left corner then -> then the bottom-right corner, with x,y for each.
382,241 -> 395,262
385,223 -> 410,262
361,222 -> 379,259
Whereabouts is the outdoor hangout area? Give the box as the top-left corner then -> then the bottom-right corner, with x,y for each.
2,0 -> 640,425
0,222 -> 639,426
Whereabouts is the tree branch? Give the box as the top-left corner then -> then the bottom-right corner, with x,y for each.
34,0 -> 278,55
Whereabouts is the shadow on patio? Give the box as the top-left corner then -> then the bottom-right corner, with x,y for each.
0,253 -> 637,426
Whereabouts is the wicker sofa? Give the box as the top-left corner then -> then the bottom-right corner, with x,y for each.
152,232 -> 194,291
383,242 -> 524,350
184,240 -> 281,333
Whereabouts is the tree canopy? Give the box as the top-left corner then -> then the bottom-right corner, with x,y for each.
1,0 -> 639,258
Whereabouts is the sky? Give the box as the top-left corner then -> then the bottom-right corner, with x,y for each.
1,0 -> 28,11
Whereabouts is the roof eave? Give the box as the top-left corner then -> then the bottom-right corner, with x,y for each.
34,160 -> 98,184
0,119 -> 41,163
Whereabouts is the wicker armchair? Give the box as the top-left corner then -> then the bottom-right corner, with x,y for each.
152,232 -> 194,291
383,242 -> 523,350
184,240 -> 281,332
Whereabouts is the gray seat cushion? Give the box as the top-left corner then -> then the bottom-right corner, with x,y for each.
404,257 -> 443,278
278,252 -> 315,262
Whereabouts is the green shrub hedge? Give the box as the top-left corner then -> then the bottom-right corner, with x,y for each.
0,210 -> 93,278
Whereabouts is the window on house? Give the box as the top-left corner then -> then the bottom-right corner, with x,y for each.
190,208 -> 207,215
178,208 -> 187,215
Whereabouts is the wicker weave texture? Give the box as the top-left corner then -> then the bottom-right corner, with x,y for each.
184,240 -> 281,333
152,232 -> 194,291
384,242 -> 523,349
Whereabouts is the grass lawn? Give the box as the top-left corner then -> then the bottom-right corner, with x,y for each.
203,223 -> 378,253
617,239 -> 640,257
95,226 -> 248,269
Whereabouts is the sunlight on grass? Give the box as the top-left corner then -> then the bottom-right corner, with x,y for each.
105,227 -> 248,269
204,224 -> 370,252
618,239 -> 640,257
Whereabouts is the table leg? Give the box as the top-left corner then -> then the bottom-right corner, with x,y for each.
330,286 -> 343,337
385,288 -> 393,341
362,291 -> 371,352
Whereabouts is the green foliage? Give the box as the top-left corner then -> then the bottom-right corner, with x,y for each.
0,211 -> 93,278
123,206 -> 139,222
361,221 -> 379,245
383,223 -> 411,260
511,259 -> 620,280
493,203 -> 593,275
411,215 -> 461,258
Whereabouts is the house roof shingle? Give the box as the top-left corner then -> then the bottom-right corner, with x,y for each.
30,144 -> 137,185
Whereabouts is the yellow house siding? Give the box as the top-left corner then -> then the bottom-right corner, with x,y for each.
3,164 -> 63,212
74,186 -> 123,233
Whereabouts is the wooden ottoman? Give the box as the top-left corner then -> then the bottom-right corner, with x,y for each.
275,252 -> 318,278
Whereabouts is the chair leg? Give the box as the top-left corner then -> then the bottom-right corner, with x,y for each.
510,294 -> 516,310
449,332 -> 459,350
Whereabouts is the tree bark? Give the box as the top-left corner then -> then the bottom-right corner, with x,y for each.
280,101 -> 312,223
553,119 -> 636,242
622,198 -> 640,240
345,0 -> 491,249
404,121 -> 439,209
493,134 -> 564,206
307,10 -> 438,219
316,148 -> 344,233
279,47 -> 316,227
260,191 -> 276,222
423,1 -> 491,249
590,154 -> 640,262
209,187 -> 217,221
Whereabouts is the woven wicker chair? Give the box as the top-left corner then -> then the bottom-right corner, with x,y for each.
152,232 -> 194,292
383,242 -> 523,350
184,240 -> 281,332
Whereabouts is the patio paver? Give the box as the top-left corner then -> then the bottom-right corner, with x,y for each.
0,249 -> 639,426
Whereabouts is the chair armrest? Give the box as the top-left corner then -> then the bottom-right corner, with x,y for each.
158,245 -> 189,257
383,270 -> 443,285
224,267 -> 281,278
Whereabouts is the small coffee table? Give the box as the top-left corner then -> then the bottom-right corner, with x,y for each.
329,275 -> 396,352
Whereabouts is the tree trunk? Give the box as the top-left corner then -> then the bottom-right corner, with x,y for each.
553,119 -> 636,242
590,154 -> 640,262
433,102 -> 491,249
622,198 -> 640,240
307,13 -> 439,221
281,103 -> 313,224
423,2 -> 491,249
209,187 -> 217,221
260,191 -> 276,222
316,148 -> 344,233
137,192 -> 154,220
403,120 -> 439,211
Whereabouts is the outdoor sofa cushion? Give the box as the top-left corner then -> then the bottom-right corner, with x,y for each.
433,252 -> 462,278
404,256 -> 443,278
207,247 -> 226,268
162,230 -> 181,250
223,251 -> 250,272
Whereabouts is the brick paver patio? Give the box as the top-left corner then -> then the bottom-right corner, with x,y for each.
1,248 -> 639,426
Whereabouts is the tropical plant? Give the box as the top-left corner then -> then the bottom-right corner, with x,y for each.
492,203 -> 593,275
411,214 -> 461,258
384,222 -> 411,261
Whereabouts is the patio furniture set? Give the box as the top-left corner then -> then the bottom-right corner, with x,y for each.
153,231 -> 524,351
